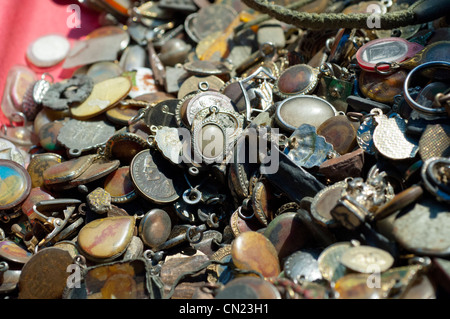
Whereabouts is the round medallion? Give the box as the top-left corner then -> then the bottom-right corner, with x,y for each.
317,241 -> 352,283
18,247 -> 74,299
0,159 -> 32,211
130,149 -> 182,204
340,245 -> 394,273
138,208 -> 172,249
185,91 -> 236,127
275,95 -> 337,133
27,153 -> 63,188
274,64 -> 319,99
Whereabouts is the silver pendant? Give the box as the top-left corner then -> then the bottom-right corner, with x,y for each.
57,119 -> 116,157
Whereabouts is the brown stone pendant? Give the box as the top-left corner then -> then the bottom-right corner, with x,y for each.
77,215 -> 136,262
359,69 -> 407,104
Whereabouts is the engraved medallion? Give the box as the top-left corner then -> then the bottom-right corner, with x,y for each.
373,114 -> 419,160
57,119 -> 116,157
340,245 -> 394,274
185,91 -> 236,127
318,241 -> 352,283
130,149 -> 182,204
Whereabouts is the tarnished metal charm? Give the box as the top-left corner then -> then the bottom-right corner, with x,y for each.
57,119 -> 116,157
155,126 -> 183,165
284,124 -> 336,169
373,113 -> 419,160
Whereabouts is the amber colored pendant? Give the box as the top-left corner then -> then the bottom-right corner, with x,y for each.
84,259 -> 149,299
317,114 -> 359,155
231,231 -> 280,278
273,64 -> 320,99
334,273 -> 389,299
77,215 -> 136,262
27,153 -> 63,188
359,69 -> 407,104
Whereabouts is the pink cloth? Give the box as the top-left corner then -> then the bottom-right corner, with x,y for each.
0,0 -> 100,125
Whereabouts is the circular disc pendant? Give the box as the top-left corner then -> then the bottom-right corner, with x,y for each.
340,245 -> 394,273
0,159 -> 32,211
130,149 -> 182,204
275,95 -> 337,133
273,64 -> 320,99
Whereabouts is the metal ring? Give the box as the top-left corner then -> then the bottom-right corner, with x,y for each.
374,62 -> 395,75
182,188 -> 202,205
186,226 -> 204,244
404,61 -> 450,116
0,261 -> 9,272
237,205 -> 254,220
198,81 -> 209,91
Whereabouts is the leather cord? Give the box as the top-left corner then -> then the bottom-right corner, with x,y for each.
240,0 -> 425,30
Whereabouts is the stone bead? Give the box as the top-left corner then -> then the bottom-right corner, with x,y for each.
77,216 -> 135,262
231,231 -> 280,278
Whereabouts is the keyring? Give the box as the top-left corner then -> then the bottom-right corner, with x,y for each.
404,61 -> 450,116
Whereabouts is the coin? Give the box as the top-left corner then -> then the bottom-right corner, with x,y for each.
130,149 -> 182,204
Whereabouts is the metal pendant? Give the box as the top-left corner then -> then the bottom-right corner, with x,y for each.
284,124 -> 337,169
373,113 -> 419,160
356,108 -> 386,155
57,119 -> 116,157
130,149 -> 182,204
